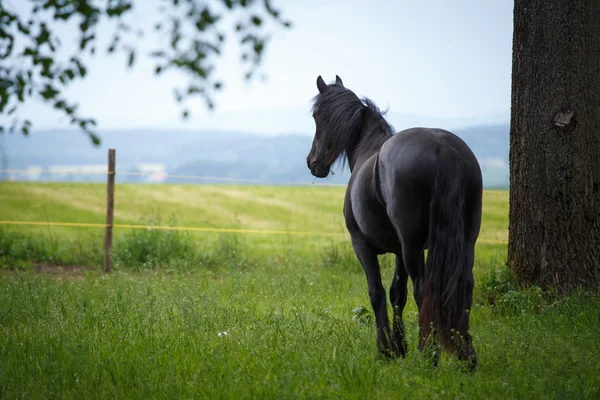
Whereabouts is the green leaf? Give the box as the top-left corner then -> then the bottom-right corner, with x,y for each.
107,2 -> 133,17
72,58 -> 87,77
80,34 -> 95,50
17,22 -> 31,35
55,11 -> 73,21
187,85 -> 204,94
54,100 -> 66,110
22,121 -> 31,136
23,47 -> 37,57
39,85 -> 59,100
127,50 -> 135,67
253,41 -> 264,55
89,133 -> 101,146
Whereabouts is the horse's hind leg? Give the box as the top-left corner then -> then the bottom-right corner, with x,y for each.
456,239 -> 477,370
351,237 -> 392,357
401,241 -> 440,366
389,255 -> 408,357
457,191 -> 482,371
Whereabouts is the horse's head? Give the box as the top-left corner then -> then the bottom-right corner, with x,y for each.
307,75 -> 353,178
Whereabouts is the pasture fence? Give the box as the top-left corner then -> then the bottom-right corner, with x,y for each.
0,149 -> 508,273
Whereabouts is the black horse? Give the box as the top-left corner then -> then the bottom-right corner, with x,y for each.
306,75 -> 482,369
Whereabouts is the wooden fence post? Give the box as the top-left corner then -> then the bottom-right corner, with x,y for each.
104,149 -> 116,273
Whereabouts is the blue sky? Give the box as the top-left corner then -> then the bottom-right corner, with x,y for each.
8,0 -> 514,135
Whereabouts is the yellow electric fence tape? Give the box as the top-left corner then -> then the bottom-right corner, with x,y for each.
0,220 -> 508,243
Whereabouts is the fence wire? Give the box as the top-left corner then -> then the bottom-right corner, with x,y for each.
0,169 -> 347,187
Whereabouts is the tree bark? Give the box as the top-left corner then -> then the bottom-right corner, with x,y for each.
508,0 -> 600,292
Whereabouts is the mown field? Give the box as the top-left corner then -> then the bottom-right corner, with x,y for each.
1,182 -> 599,399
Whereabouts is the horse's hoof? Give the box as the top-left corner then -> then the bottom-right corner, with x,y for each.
458,345 -> 477,372
389,334 -> 408,358
392,340 -> 408,358
422,347 -> 440,367
459,356 -> 477,373
376,345 -> 398,361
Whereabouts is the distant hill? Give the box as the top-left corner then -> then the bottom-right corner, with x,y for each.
2,123 -> 509,188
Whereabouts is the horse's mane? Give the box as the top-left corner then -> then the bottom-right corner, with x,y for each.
311,84 -> 395,169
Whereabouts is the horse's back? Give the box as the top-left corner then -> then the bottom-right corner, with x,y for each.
379,127 -> 481,194
377,127 -> 482,245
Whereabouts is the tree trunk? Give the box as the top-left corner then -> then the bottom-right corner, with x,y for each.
508,0 -> 600,292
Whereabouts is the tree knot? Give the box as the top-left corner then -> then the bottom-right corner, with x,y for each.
553,109 -> 575,129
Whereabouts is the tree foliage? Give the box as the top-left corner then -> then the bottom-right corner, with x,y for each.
0,0 -> 291,144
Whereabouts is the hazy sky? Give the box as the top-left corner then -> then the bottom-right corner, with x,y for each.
7,0 -> 514,135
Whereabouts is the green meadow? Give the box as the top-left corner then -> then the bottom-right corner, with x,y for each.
1,182 -> 598,399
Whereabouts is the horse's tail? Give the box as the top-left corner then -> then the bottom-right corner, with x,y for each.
419,145 -> 469,353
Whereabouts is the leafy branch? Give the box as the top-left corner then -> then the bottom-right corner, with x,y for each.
0,0 -> 292,145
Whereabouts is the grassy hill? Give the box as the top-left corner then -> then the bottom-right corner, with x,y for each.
1,183 -> 598,399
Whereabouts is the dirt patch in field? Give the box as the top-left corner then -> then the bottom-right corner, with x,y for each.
2,263 -> 101,280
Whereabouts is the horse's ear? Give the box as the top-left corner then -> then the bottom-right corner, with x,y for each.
317,75 -> 328,93
335,75 -> 344,88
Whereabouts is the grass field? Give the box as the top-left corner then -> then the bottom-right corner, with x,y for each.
1,182 -> 599,399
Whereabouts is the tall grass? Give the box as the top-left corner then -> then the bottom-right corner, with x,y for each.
114,218 -> 249,273
3,183 -> 598,398
1,267 -> 599,399
0,227 -> 104,268
113,214 -> 198,270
